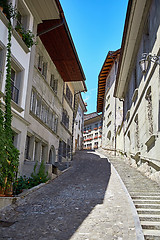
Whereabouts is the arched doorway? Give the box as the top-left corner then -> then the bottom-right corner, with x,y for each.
49,146 -> 56,164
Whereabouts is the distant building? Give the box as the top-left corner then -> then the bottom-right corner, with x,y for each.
73,94 -> 87,153
97,49 -> 124,155
83,112 -> 102,150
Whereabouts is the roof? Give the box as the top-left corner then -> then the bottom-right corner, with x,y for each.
84,112 -> 101,121
97,49 -> 120,113
34,0 -> 87,92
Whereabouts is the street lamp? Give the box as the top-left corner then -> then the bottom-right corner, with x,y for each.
139,53 -> 160,74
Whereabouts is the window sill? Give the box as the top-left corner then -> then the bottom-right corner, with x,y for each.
11,100 -> 24,113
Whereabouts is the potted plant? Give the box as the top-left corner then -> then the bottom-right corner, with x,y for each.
22,29 -> 36,48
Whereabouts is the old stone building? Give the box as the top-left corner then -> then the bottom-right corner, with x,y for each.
97,49 -> 123,155
114,0 -> 160,176
73,93 -> 87,153
0,0 -> 86,177
83,112 -> 102,150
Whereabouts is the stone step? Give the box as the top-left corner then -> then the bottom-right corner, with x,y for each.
137,209 -> 160,215
141,221 -> 160,230
139,214 -> 160,222
135,204 -> 160,209
143,229 -> 160,239
132,196 -> 160,200
134,200 -> 160,204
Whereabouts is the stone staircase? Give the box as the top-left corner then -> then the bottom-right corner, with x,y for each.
97,149 -> 160,240
131,193 -> 160,239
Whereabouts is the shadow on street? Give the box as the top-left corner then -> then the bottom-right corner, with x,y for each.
1,150 -> 111,240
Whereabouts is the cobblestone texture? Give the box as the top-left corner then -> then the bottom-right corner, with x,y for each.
97,149 -> 160,195
0,150 -> 136,240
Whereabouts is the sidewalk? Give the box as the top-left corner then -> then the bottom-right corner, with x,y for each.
70,151 -> 139,240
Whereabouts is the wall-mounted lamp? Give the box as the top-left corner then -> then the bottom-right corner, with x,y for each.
139,53 -> 160,74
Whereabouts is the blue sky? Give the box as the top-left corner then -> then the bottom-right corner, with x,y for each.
60,0 -> 128,113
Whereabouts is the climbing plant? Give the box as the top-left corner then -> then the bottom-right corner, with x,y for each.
0,2 -> 19,193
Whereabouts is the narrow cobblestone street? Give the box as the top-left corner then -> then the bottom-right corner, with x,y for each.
0,151 -> 137,240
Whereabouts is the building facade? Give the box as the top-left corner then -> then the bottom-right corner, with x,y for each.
0,0 -> 34,176
83,113 -> 102,150
0,0 -> 87,178
73,93 -> 87,153
114,0 -> 160,174
97,49 -> 123,155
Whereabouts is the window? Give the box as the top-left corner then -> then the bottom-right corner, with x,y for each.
62,141 -> 67,158
66,84 -> 73,106
42,62 -> 48,79
37,55 -> 48,79
25,135 -> 30,160
79,120 -> 81,130
11,68 -> 20,104
50,74 -> 58,94
34,141 -> 38,161
62,109 -> 69,129
30,90 -> 58,133
38,55 -> 43,71
54,116 -> 58,133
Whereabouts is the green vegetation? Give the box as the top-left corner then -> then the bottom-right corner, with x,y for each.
0,2 -> 19,194
14,161 -> 48,195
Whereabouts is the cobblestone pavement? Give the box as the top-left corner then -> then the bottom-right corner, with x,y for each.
97,149 -> 160,196
0,150 -> 137,240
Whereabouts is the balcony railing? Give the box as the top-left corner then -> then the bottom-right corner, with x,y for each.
11,84 -> 19,104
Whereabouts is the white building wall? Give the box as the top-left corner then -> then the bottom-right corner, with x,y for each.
0,2 -> 34,175
121,0 -> 160,173
102,60 -> 123,154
